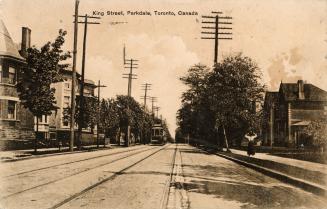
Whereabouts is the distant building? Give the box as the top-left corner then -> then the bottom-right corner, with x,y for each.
0,20 -> 34,147
262,80 -> 327,147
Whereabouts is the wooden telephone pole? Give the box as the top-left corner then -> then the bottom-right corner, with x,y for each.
70,0 -> 79,152
122,46 -> 139,146
96,80 -> 107,148
150,97 -> 157,116
74,14 -> 100,148
201,11 -> 233,64
141,83 -> 152,109
153,106 -> 160,118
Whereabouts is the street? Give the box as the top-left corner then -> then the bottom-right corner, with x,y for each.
0,144 -> 326,209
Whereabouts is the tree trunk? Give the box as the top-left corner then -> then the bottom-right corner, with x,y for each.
216,127 -> 220,150
140,130 -> 143,145
35,116 -> 38,153
77,126 -> 82,150
223,125 -> 230,152
125,125 -> 130,147
117,127 -> 121,146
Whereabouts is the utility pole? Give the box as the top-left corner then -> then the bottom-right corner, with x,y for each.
123,59 -> 138,97
150,97 -> 157,116
122,46 -> 138,147
141,83 -> 152,109
153,106 -> 160,118
70,0 -> 79,152
96,80 -> 107,148
74,14 -> 100,148
201,11 -> 233,64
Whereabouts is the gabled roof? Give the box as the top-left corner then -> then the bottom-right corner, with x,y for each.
280,83 -> 327,102
0,20 -> 24,60
263,91 -> 279,107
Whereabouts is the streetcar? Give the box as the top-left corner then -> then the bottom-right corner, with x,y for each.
151,123 -> 166,145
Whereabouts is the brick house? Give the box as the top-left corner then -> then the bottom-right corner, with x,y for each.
0,20 -> 34,147
0,20 -> 97,149
262,80 -> 327,147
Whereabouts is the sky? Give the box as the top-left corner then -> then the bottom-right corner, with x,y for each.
0,0 -> 326,134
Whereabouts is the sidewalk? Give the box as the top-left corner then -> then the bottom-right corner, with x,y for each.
191,139 -> 327,196
230,148 -> 327,175
0,145 -> 115,162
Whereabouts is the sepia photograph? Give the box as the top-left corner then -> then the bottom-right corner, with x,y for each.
0,0 -> 326,208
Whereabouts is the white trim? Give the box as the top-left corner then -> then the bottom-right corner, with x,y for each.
0,96 -> 20,101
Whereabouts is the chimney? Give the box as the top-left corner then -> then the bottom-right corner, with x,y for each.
298,80 -> 304,99
20,27 -> 31,58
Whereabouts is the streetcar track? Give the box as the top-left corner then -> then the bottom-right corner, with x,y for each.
179,148 -> 191,209
48,144 -> 170,209
160,143 -> 177,209
2,146 -> 147,178
1,146 -> 158,199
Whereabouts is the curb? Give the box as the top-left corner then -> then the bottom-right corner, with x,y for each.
1,146 -> 114,163
215,151 -> 327,197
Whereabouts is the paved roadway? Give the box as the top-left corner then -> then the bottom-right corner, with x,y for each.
0,144 -> 326,209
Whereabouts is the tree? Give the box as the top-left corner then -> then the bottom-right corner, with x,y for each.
177,54 -> 265,151
17,29 -> 70,153
99,98 -> 120,143
207,54 -> 265,150
63,96 -> 98,132
178,64 -> 214,142
76,96 -> 98,132
303,119 -> 327,152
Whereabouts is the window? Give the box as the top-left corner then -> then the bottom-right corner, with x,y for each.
64,96 -> 70,108
8,67 -> 16,84
62,108 -> 69,127
84,88 -> 92,96
64,82 -> 70,90
8,101 -> 16,119
63,120 -> 69,127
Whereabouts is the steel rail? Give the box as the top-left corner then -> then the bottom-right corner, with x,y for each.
1,146 -> 158,199
48,144 -> 169,209
3,146 -> 148,178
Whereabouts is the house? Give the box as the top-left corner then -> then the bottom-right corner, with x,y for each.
0,20 -> 34,148
262,80 -> 327,147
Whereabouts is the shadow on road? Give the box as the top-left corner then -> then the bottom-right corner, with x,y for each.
178,146 -> 326,209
